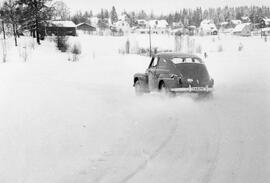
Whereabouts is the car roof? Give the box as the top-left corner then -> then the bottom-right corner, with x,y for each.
155,52 -> 202,62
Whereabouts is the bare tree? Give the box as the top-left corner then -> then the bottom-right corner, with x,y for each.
1,0 -> 22,46
52,1 -> 70,20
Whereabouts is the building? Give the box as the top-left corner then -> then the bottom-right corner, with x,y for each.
241,16 -> 251,23
199,19 -> 218,35
115,20 -> 130,34
262,27 -> 270,36
230,20 -> 242,28
232,23 -> 251,36
137,19 -> 148,28
42,21 -> 76,36
260,17 -> 270,28
76,23 -> 96,33
148,19 -> 169,34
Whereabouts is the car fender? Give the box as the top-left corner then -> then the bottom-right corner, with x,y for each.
158,74 -> 178,89
134,73 -> 148,85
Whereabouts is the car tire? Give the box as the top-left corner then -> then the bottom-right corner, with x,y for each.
160,82 -> 176,97
134,80 -> 144,96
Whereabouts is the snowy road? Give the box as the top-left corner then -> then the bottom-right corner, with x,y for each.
0,35 -> 269,183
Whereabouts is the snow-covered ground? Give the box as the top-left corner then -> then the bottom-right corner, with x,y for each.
0,34 -> 269,183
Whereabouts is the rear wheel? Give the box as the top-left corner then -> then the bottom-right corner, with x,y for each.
134,80 -> 144,96
160,82 -> 175,97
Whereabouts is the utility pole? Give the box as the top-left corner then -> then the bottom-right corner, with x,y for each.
149,25 -> 152,57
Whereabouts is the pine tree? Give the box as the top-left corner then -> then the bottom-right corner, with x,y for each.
18,0 -> 53,45
110,6 -> 118,24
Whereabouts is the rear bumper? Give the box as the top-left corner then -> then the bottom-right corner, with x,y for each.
170,85 -> 213,93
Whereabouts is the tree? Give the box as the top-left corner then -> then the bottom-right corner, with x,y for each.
52,0 -> 70,20
110,6 -> 118,24
18,0 -> 53,45
1,0 -> 22,46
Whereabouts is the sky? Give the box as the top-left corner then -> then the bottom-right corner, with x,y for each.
62,0 -> 270,14
0,0 -> 269,15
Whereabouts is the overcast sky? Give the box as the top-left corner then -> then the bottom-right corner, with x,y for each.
62,0 -> 270,14
0,0 -> 269,15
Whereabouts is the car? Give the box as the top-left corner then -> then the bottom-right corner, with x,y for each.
133,52 -> 214,96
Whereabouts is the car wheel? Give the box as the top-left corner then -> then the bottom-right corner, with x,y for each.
134,80 -> 144,96
160,82 -> 175,97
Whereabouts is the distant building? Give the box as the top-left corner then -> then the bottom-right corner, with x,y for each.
241,16 -> 251,23
230,20 -> 242,28
76,23 -> 96,33
137,19 -> 148,28
260,17 -> 270,28
199,19 -> 218,35
115,20 -> 130,34
42,21 -> 76,36
148,19 -> 169,34
233,23 -> 251,36
262,27 -> 270,36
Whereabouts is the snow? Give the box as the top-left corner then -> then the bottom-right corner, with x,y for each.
0,33 -> 270,183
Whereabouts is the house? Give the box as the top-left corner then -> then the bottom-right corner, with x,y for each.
199,19 -> 218,35
137,19 -> 148,28
76,23 -> 96,33
262,27 -> 270,36
241,16 -> 250,23
260,17 -> 270,28
172,21 -> 184,29
230,20 -> 242,28
115,20 -> 130,34
232,23 -> 251,36
148,19 -> 169,34
42,21 -> 76,36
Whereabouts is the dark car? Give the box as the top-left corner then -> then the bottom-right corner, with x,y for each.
133,52 -> 214,95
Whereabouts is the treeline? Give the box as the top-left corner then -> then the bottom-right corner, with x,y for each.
71,6 -> 270,27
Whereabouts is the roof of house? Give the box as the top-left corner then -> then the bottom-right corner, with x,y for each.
263,18 -> 270,25
76,22 -> 95,28
233,23 -> 251,32
49,21 -> 76,28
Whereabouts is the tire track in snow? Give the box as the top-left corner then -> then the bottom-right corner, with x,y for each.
117,121 -> 178,183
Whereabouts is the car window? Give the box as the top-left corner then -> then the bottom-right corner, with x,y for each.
150,57 -> 159,67
158,58 -> 167,67
171,57 -> 201,64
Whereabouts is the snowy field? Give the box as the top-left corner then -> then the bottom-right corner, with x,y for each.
0,34 -> 270,183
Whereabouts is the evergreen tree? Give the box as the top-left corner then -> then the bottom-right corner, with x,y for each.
110,6 -> 118,24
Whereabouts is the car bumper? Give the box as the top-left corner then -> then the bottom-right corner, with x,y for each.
170,86 -> 214,93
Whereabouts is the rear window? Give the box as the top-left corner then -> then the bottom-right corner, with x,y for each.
171,57 -> 201,64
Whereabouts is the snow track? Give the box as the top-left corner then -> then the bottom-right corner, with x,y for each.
0,35 -> 269,183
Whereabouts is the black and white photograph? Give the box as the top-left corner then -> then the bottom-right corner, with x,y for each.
0,0 -> 269,182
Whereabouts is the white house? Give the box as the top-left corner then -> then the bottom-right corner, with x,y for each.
115,20 -> 130,34
200,19 -> 218,35
233,23 -> 251,36
148,19 -> 169,34
230,20 -> 242,28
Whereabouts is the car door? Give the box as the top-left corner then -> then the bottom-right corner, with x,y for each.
147,56 -> 159,91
